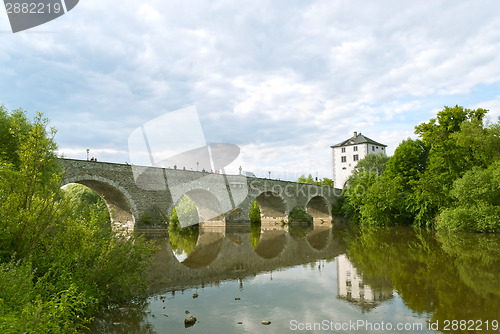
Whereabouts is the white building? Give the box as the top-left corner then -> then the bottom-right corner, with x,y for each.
331,132 -> 387,188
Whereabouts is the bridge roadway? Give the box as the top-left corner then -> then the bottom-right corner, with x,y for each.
61,159 -> 342,230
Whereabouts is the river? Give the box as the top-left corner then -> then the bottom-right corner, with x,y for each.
89,223 -> 500,334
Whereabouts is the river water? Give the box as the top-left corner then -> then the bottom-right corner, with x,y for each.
89,223 -> 500,334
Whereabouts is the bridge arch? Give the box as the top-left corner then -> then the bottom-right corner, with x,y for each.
306,195 -> 332,224
174,189 -> 225,225
62,176 -> 137,230
254,191 -> 287,223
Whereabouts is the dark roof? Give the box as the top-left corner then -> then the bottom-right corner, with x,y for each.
331,133 -> 387,148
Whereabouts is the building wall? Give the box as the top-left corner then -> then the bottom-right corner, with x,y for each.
332,143 -> 386,187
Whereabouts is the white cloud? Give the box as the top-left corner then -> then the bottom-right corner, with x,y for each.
472,96 -> 500,123
2,0 -> 500,175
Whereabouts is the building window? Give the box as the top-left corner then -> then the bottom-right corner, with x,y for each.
341,147 -> 346,153
341,156 -> 347,163
353,146 -> 358,151
353,154 -> 359,161
372,146 -> 375,151
376,146 -> 379,149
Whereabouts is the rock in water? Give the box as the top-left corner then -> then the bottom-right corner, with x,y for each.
185,315 -> 197,327
262,320 -> 271,325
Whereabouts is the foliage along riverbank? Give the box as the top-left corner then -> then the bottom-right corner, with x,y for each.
336,105 -> 500,232
0,106 -> 156,332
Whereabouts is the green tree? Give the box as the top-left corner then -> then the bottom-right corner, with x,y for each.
298,174 -> 315,184
437,160 -> 500,232
0,111 -> 62,261
356,139 -> 428,226
384,138 -> 428,190
63,183 -> 111,224
64,183 -> 107,207
249,200 -> 261,223
0,105 -> 32,167
354,152 -> 390,175
298,175 -> 333,187
169,194 -> 198,228
342,153 -> 389,221
412,106 -> 491,224
0,107 -> 155,331
320,177 -> 334,187
352,106 -> 500,229
168,195 -> 199,256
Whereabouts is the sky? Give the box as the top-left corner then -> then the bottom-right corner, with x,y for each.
2,0 -> 500,181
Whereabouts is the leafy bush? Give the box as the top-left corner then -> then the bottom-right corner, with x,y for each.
437,160 -> 500,232
0,260 -> 90,333
288,207 -> 313,223
170,194 -> 198,228
249,200 -> 261,223
0,108 -> 156,331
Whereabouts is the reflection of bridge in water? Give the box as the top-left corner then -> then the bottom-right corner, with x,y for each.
147,223 -> 349,293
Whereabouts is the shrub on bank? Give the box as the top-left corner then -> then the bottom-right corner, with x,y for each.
0,107 -> 156,331
437,160 -> 500,232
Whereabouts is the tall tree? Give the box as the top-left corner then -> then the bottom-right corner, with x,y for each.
0,105 -> 32,167
358,142 -> 426,226
342,153 -> 389,221
0,107 -> 155,331
412,106 -> 496,225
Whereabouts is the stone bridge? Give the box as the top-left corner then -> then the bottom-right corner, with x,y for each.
61,159 -> 342,230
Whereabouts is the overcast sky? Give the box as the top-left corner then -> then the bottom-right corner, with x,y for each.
2,0 -> 500,180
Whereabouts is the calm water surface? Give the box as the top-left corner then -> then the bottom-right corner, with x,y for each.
90,224 -> 500,334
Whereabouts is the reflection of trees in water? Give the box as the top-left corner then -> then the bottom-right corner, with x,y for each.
249,221 -> 261,249
168,225 -> 198,257
344,227 -> 500,327
169,195 -> 199,257
437,232 -> 500,299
